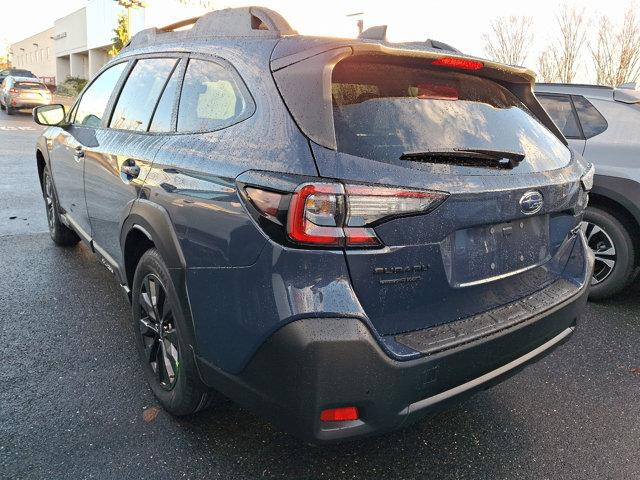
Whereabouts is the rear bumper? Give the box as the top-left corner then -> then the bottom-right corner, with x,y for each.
9,98 -> 50,109
195,269 -> 590,443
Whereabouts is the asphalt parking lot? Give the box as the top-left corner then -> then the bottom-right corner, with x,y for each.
0,110 -> 639,480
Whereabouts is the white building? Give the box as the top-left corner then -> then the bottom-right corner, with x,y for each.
55,0 -> 210,81
12,0 -> 212,84
9,29 -> 56,80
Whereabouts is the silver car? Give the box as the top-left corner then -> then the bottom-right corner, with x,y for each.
535,83 -> 640,299
0,76 -> 52,115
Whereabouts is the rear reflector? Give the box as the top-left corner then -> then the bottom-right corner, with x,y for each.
320,406 -> 359,422
431,57 -> 484,71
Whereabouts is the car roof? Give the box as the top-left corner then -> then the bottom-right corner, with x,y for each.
119,6 -> 535,86
534,83 -> 615,101
11,76 -> 44,83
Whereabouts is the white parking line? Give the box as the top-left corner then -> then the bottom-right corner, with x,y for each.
0,126 -> 36,131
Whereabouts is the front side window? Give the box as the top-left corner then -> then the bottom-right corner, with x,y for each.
177,59 -> 250,132
572,95 -> 608,138
537,94 -> 582,139
75,62 -> 127,128
110,58 -> 178,132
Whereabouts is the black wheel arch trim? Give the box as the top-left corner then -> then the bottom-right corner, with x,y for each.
121,200 -> 199,354
120,199 -> 187,276
591,174 -> 640,232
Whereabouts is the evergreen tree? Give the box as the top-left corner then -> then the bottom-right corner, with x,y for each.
108,13 -> 129,57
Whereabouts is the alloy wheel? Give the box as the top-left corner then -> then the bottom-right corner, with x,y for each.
580,221 -> 617,285
138,274 -> 179,390
44,173 -> 55,231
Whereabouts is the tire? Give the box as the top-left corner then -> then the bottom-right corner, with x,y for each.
0,102 -> 5,110
582,206 -> 635,300
132,248 -> 211,415
6,105 -> 13,115
42,166 -> 80,246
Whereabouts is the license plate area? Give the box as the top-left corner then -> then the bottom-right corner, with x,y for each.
448,216 -> 550,287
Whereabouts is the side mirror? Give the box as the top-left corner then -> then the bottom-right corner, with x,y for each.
33,104 -> 66,126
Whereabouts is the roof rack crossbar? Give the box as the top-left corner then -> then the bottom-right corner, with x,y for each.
159,16 -> 201,32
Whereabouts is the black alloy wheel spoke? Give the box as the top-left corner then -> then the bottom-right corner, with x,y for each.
44,176 -> 54,228
139,316 -> 159,337
147,338 -> 160,366
137,273 -> 179,390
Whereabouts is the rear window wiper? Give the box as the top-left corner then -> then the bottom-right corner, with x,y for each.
400,148 -> 525,169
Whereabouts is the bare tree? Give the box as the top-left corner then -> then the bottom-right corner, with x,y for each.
483,16 -> 533,66
590,4 -> 640,86
555,6 -> 588,82
537,50 -> 560,82
540,6 -> 588,83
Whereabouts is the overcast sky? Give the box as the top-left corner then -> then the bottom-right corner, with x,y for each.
2,0 -> 637,82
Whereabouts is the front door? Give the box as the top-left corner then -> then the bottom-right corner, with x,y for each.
49,62 -> 128,237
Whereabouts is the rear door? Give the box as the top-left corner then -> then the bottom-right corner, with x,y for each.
84,56 -> 182,266
280,54 -> 586,335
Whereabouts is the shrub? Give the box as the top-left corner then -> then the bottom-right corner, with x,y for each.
55,76 -> 88,97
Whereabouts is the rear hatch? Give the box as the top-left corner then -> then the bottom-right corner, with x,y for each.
14,81 -> 49,100
272,42 -> 587,336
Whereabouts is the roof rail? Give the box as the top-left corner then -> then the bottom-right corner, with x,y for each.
159,15 -> 201,32
123,6 -> 298,51
358,25 -> 388,41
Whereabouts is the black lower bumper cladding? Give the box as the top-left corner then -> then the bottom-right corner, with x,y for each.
195,277 -> 590,443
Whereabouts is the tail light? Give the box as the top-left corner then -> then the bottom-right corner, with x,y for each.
431,57 -> 484,70
243,181 -> 447,248
9,88 -> 19,94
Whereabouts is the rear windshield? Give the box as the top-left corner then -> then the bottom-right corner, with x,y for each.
15,82 -> 46,90
331,57 -> 570,172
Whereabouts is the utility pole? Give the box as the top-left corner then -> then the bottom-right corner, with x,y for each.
346,12 -> 364,35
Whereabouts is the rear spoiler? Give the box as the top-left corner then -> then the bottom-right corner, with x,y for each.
271,43 -> 566,149
614,87 -> 640,104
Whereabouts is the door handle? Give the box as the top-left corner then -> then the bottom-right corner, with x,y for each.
120,160 -> 141,180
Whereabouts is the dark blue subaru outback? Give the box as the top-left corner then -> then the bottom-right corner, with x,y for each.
33,7 -> 594,442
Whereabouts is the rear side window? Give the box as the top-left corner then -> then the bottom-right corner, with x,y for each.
332,57 -> 570,172
75,62 -> 127,127
110,58 -> 178,132
572,95 -> 608,138
536,95 -> 582,138
177,59 -> 251,132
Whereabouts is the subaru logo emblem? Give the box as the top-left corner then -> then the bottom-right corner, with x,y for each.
520,191 -> 543,215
